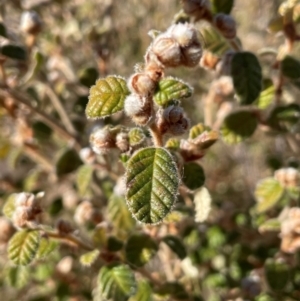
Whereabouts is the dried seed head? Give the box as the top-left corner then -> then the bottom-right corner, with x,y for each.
20,11 -> 42,35
79,147 -> 96,165
116,132 -> 130,152
128,73 -> 157,96
56,219 -> 74,234
90,127 -> 116,154
181,42 -> 202,67
167,23 -> 198,47
152,35 -> 182,67
214,13 -> 237,39
200,51 -> 220,70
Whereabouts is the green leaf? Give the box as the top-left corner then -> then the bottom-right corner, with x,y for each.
200,26 -> 231,56
125,233 -> 158,267
0,22 -> 7,37
129,128 -> 146,146
129,280 -> 153,301
21,50 -> 44,84
76,164 -> 94,197
189,123 -> 211,139
182,162 -> 205,190
80,249 -> 100,267
55,148 -> 82,176
126,147 -> 179,224
281,55 -> 300,79
162,235 -> 187,259
5,266 -> 30,289
256,82 -> 275,110
165,138 -> 180,150
98,264 -> 137,301
267,16 -> 284,33
108,194 -> 135,231
107,236 -> 124,252
154,77 -> 193,106
1,44 -> 27,60
2,193 -> 17,219
255,178 -> 284,213
155,282 -> 189,300
265,258 -> 290,292
258,218 -> 281,233
8,230 -> 40,266
210,0 -> 234,14
194,187 -> 212,223
231,52 -> 262,105
36,237 -> 58,259
86,76 -> 129,119
221,110 -> 258,144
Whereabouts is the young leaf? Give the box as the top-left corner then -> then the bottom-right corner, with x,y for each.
194,187 -> 212,223
255,178 -> 284,213
210,0 -> 234,14
258,218 -> 281,233
8,230 -> 40,266
231,52 -> 262,105
76,164 -> 94,197
264,258 -> 290,292
129,280 -> 153,301
281,56 -> 300,79
221,110 -> 258,144
107,236 -> 124,252
125,233 -> 158,267
36,237 -> 58,259
55,148 -> 82,176
98,264 -> 137,301
108,194 -> 135,231
189,123 -> 211,140
182,162 -> 205,190
80,249 -> 100,267
2,193 -> 17,219
162,235 -> 187,259
129,128 -> 146,146
5,266 -> 30,289
256,82 -> 275,110
126,147 -> 179,224
165,138 -> 180,150
1,44 -> 27,60
86,76 -> 130,119
154,77 -> 193,106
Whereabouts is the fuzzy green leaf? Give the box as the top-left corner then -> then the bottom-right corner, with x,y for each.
8,230 -> 40,266
76,164 -> 94,197
1,44 -> 27,60
281,56 -> 300,79
125,234 -> 158,267
56,148 -> 82,176
36,237 -> 58,259
2,194 -> 17,219
129,280 -> 153,301
98,264 -> 137,301
194,187 -> 212,223
256,82 -> 275,109
210,0 -> 234,14
189,123 -> 211,139
129,128 -> 146,146
231,52 -> 262,105
255,178 -> 284,213
162,235 -> 187,259
80,249 -> 100,267
154,77 -> 193,106
182,162 -> 205,190
165,138 -> 180,150
221,110 -> 258,144
86,76 -> 129,119
265,259 -> 290,292
108,194 -> 135,231
126,147 -> 179,224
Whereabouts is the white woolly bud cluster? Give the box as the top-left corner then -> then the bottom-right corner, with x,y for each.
89,127 -> 116,154
116,132 -> 130,152
157,106 -> 190,136
213,13 -> 237,39
275,168 -> 300,188
12,192 -> 42,229
20,11 -> 42,35
74,201 -> 102,225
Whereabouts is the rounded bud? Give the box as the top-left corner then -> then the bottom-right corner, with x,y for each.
181,42 -> 202,67
116,132 -> 130,152
152,35 -> 182,67
128,73 -> 157,96
20,11 -> 42,35
214,13 -> 236,39
15,192 -> 42,216
79,147 -> 96,165
200,51 -> 220,70
12,207 -> 33,228
167,23 -> 198,47
90,127 -> 116,154
275,168 -> 300,188
169,117 -> 190,136
163,105 -> 184,124
74,201 -> 94,225
0,217 -> 14,244
182,0 -> 211,21
124,94 -> 144,117
56,219 -> 74,234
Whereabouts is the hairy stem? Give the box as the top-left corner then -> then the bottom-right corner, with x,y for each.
149,122 -> 163,147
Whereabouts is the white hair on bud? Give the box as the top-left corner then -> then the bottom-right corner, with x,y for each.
167,23 -> 197,47
15,192 -> 36,208
124,94 -> 144,116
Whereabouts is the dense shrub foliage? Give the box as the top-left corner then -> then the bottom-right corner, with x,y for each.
0,0 -> 300,300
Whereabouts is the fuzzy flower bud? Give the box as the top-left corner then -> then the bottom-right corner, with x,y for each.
15,192 -> 42,216
200,51 -> 220,70
167,23 -> 198,47
213,13 -> 237,39
79,147 -> 96,165
116,132 -> 130,152
275,168 -> 300,188
128,73 -> 157,96
12,207 -> 34,228
181,42 -> 202,67
90,127 -> 116,154
163,105 -> 184,123
20,11 -> 42,35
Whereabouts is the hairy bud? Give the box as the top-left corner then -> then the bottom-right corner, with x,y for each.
214,13 -> 237,39
79,147 -> 96,164
0,217 -> 14,244
182,0 -> 212,21
12,207 -> 34,228
167,23 -> 198,47
90,127 -> 116,154
275,168 -> 300,188
20,11 -> 42,35
163,105 -> 184,123
181,42 -> 202,67
128,73 -> 157,96
200,51 -> 220,70
116,132 -> 130,152
74,201 -> 102,225
56,219 -> 74,234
